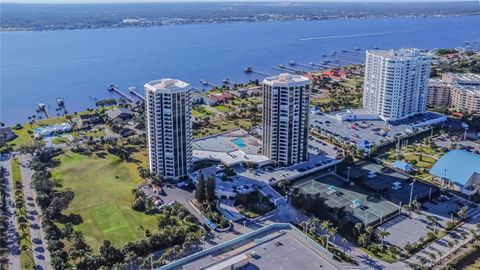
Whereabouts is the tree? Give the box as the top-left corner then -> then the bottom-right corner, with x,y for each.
458,206 -> 468,220
447,240 -> 454,250
426,215 -> 437,233
309,217 -> 319,236
99,240 -> 124,267
206,176 -> 216,203
358,233 -> 368,247
195,174 -> 206,204
342,238 -> 348,253
329,226 -> 338,244
377,230 -> 390,251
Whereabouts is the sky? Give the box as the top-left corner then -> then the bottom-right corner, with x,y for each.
1,0 -> 472,3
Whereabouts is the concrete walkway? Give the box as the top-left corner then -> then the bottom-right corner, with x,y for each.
1,159 -> 21,270
18,155 -> 52,270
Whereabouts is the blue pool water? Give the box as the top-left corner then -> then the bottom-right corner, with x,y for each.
231,138 -> 247,148
1,16 -> 479,124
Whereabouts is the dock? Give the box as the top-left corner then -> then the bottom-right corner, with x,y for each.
128,87 -> 145,102
243,66 -> 272,76
108,85 -> 134,102
222,78 -> 236,85
271,64 -> 304,74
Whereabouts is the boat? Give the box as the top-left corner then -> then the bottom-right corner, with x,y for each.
56,98 -> 64,107
278,64 -> 286,69
200,79 -> 208,85
289,60 -> 296,66
38,103 -> 46,110
243,66 -> 253,73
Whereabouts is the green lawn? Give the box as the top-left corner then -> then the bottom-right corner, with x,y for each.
51,151 -> 159,251
212,105 -> 229,113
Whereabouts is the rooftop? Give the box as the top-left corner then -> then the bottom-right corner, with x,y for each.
159,223 -> 341,270
453,84 -> 480,94
145,78 -> 191,93
367,48 -> 428,59
430,150 -> 480,186
192,129 -> 269,166
263,73 -> 310,86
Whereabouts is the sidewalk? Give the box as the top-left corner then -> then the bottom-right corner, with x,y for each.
1,159 -> 21,270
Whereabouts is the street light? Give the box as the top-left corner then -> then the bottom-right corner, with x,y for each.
347,166 -> 351,182
409,180 -> 416,205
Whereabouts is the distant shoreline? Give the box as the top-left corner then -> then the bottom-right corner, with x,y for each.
1,13 -> 479,33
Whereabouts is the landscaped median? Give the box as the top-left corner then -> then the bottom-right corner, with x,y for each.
11,158 -> 35,269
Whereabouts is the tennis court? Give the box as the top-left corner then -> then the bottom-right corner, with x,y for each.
293,174 -> 398,226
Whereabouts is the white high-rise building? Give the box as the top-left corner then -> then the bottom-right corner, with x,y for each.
363,48 -> 431,121
262,73 -> 311,166
145,78 -> 193,181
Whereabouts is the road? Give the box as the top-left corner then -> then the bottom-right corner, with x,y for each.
1,159 -> 21,270
18,155 -> 52,270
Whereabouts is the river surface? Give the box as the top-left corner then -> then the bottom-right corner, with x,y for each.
1,16 -> 479,124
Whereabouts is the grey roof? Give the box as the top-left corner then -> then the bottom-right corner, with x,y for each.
106,107 -> 133,120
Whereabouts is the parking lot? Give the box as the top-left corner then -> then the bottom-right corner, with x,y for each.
292,173 -> 398,226
310,111 -> 445,150
379,214 -> 429,248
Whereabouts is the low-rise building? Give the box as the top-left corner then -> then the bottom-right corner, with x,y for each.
159,223 -> 344,270
450,84 -> 480,114
79,112 -> 103,127
442,72 -> 480,85
0,127 -> 17,146
430,150 -> 480,196
105,107 -> 133,121
427,79 -> 451,108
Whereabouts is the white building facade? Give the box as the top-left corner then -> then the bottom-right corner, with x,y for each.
262,73 -> 311,166
145,78 -> 193,181
363,48 -> 431,121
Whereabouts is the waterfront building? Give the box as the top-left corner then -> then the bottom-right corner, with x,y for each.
450,84 -> 480,114
427,79 -> 452,108
145,78 -> 193,181
363,48 -> 431,121
262,73 -> 311,166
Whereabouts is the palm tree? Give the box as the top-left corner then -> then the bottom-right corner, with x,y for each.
458,206 -> 468,220
354,223 -> 363,236
470,229 -> 479,242
377,230 -> 390,251
426,215 -> 437,234
329,226 -> 338,244
447,240 -> 454,250
309,216 -> 319,235
428,252 -> 436,263
358,233 -> 368,247
321,220 -> 332,236
342,238 -> 348,253
365,226 -> 374,243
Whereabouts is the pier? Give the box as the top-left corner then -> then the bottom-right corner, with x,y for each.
38,103 -> 50,119
243,66 -> 272,76
200,79 -> 217,88
108,85 -> 134,102
222,78 -> 236,85
128,87 -> 145,102
271,64 -> 304,74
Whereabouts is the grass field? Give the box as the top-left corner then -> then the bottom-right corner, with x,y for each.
212,105 -> 229,113
52,151 -> 159,251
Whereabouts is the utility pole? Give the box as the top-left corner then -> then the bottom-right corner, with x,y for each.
409,180 -> 416,205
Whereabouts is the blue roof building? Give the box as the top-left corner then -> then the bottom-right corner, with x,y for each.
430,150 -> 480,195
392,160 -> 413,173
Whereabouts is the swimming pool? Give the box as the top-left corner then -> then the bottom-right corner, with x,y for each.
231,138 -> 247,148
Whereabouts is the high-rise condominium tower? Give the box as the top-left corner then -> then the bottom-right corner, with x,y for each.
363,48 -> 431,121
262,73 -> 311,166
145,78 -> 193,181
